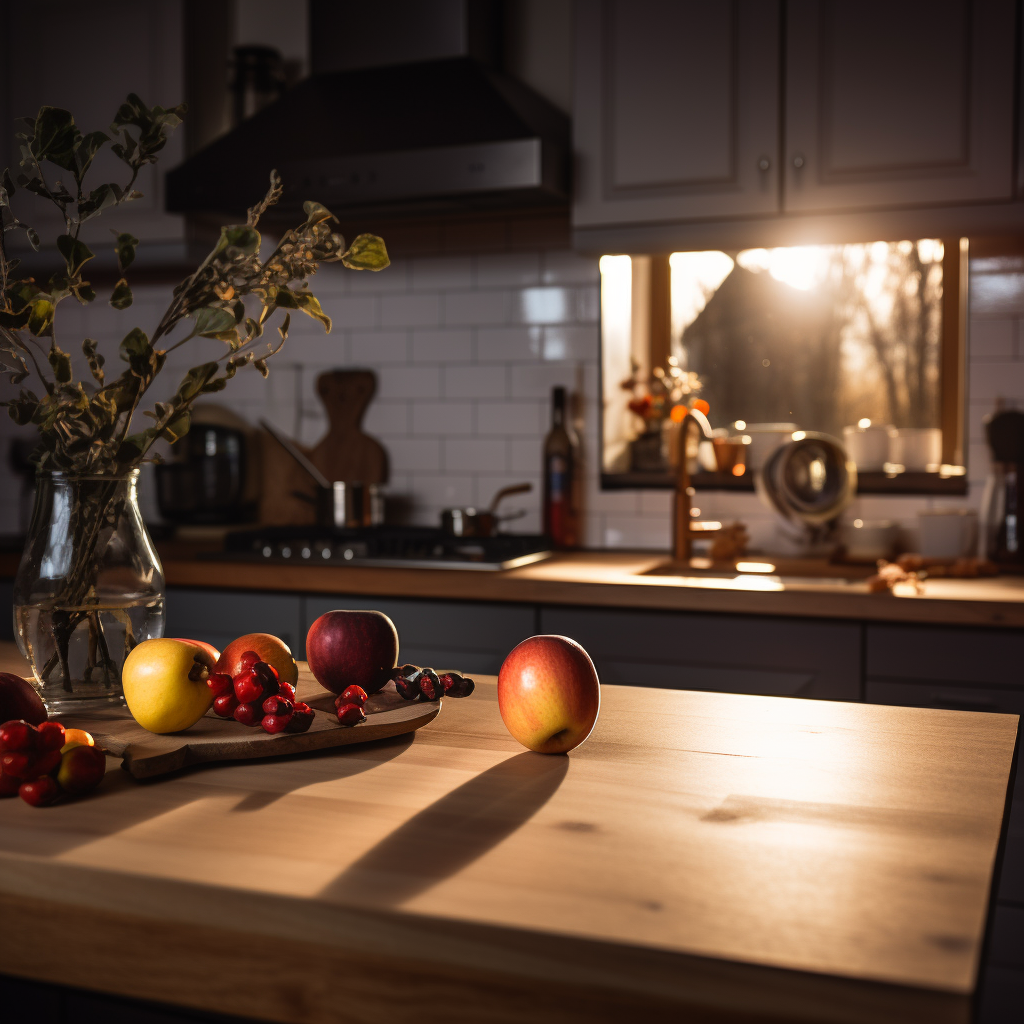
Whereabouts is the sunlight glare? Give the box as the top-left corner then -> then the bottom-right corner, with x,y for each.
669,251 -> 735,338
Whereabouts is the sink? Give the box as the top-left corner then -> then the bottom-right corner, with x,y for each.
639,557 -> 874,587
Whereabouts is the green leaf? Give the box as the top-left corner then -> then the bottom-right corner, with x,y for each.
292,292 -> 331,331
27,298 -> 54,337
30,107 -> 79,171
161,411 -> 191,443
119,327 -> 164,379
6,389 -> 39,425
113,230 -> 138,271
252,358 -> 270,378
173,362 -> 220,404
57,234 -> 95,276
78,182 -> 122,222
110,278 -> 133,309
74,130 -> 110,178
212,224 -> 260,259
301,201 -> 334,226
2,168 -> 15,197
193,306 -> 237,337
341,233 -> 390,272
47,343 -> 72,383
82,338 -> 105,384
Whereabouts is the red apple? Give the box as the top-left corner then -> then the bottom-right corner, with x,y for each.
0,672 -> 46,726
306,610 -> 398,695
497,635 -> 600,754
215,634 -> 299,688
172,639 -> 220,665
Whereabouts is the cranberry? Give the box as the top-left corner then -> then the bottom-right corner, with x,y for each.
417,669 -> 444,701
1,751 -> 35,779
206,673 -> 234,697
33,749 -> 62,777
0,772 -> 20,797
35,721 -> 66,752
336,702 -> 366,727
238,651 -> 261,672
286,703 -> 314,733
277,680 -> 296,703
0,720 -> 37,752
19,776 -> 60,807
262,695 -> 293,716
233,669 -> 264,704
340,685 -> 368,707
438,672 -> 475,698
261,713 -> 292,734
253,662 -> 279,697
233,701 -> 263,727
394,677 -> 419,700
213,693 -> 239,718
397,664 -> 420,678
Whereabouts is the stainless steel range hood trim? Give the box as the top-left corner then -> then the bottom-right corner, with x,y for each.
281,138 -> 547,207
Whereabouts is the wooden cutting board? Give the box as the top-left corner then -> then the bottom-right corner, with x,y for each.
72,668 -> 439,779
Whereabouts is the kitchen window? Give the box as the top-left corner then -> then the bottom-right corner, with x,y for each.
599,238 -> 967,494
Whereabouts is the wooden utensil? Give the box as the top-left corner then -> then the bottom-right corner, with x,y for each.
259,370 -> 389,525
75,668 -> 439,779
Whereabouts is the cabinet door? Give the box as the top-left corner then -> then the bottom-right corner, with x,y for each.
165,588 -> 305,660
573,0 -> 781,229
304,596 -> 535,676
538,607 -> 861,700
784,0 -> 1016,213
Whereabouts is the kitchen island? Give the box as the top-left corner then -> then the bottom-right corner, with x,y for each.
0,650 -> 1017,1024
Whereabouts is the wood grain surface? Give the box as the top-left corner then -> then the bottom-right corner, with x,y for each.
0,655 -> 1017,1024
79,669 -> 439,779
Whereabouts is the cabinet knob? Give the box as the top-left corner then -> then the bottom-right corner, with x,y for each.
792,153 -> 806,169
757,155 -> 771,172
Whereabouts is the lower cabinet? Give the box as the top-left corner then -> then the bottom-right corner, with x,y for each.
303,595 -> 537,676
164,588 -> 305,660
539,606 -> 861,700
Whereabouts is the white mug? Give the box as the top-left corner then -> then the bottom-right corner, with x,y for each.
890,428 -> 942,472
918,509 -> 978,559
843,424 -> 891,471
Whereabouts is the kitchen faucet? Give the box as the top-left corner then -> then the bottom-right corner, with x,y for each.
673,408 -> 714,561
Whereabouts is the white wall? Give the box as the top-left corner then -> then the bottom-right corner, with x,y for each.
1,248 -> 1022,551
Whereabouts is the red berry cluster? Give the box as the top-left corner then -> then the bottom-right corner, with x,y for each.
334,685 -> 368,726
207,651 -> 314,735
0,720 -> 104,807
391,665 -> 475,701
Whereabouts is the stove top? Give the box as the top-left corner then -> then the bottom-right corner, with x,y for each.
212,526 -> 552,571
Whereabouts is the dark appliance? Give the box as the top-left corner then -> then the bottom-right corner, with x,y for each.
155,425 -> 254,524
981,407 -> 1024,567
214,525 -> 550,572
167,0 -> 569,221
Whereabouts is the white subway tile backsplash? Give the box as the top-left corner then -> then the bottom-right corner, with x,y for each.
510,363 -> 577,399
351,330 -> 408,364
970,319 -> 1015,360
541,325 -> 598,361
381,292 -> 441,328
541,251 -> 599,285
412,328 -> 472,363
444,290 -> 511,325
378,365 -> 440,399
514,286 -> 573,325
477,401 -> 545,436
443,364 -> 507,399
321,294 -> 377,328
363,401 -> 411,438
444,437 -> 508,473
411,256 -> 472,292
475,252 -> 541,287
412,401 -> 474,435
510,437 -> 543,474
388,437 -> 442,473
969,360 -> 1024,402
346,262 -> 410,293
477,326 -> 542,363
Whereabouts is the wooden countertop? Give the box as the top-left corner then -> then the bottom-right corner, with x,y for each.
0,648 -> 1017,1023
155,548 -> 1024,628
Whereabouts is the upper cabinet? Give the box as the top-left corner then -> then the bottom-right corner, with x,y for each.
573,0 -> 781,228
784,0 -> 1017,213
574,0 -> 1024,249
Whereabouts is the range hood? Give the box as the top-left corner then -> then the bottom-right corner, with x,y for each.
166,2 -> 570,221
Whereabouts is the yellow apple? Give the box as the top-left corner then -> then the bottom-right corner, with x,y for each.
497,635 -> 601,754
122,638 -> 216,733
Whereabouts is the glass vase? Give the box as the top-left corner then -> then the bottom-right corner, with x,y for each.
13,469 -> 165,714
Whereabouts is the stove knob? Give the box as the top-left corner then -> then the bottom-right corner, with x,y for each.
280,546 -> 292,559
342,547 -> 355,561
262,545 -> 273,558
300,546 -> 312,559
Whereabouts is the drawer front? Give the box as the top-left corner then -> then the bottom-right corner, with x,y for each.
866,623 -> 1024,688
304,596 -> 536,676
865,679 -> 1024,717
165,588 -> 305,659
538,607 -> 860,699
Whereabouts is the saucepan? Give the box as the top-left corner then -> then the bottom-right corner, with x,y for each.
441,483 -> 533,537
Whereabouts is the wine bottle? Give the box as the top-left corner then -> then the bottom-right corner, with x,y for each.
543,386 -> 580,547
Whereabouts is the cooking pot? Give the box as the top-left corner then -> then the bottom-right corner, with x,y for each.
441,483 -> 532,537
